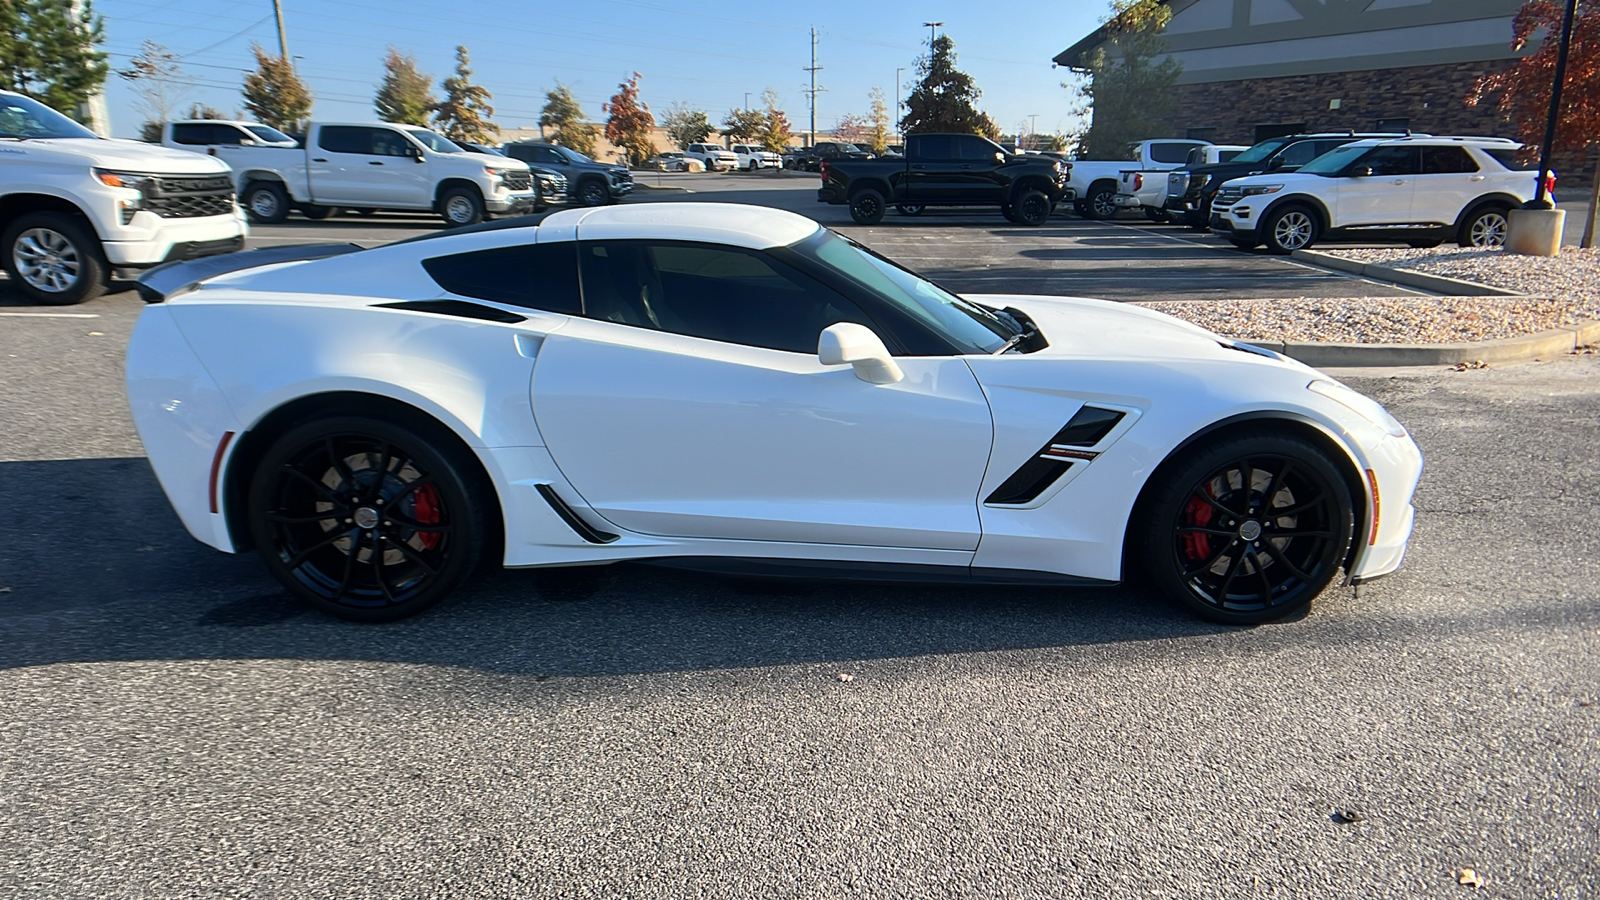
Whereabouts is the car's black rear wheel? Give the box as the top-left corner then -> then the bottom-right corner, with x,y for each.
247,416 -> 489,622
849,188 -> 886,225
1140,434 -> 1354,625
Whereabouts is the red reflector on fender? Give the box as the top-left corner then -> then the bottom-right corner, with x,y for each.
209,431 -> 236,514
1366,468 -> 1380,545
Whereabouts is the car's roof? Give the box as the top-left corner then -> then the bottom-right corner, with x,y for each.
539,202 -> 821,249
1333,136 -> 1521,149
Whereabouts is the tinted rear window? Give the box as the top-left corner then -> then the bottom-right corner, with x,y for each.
1484,148 -> 1529,170
422,242 -> 582,314
1148,142 -> 1196,164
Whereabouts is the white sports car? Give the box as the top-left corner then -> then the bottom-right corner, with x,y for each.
126,203 -> 1422,624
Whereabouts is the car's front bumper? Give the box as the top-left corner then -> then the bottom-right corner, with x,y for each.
1349,430 -> 1424,583
487,192 -> 539,214
103,209 -> 248,268
1210,210 -> 1259,243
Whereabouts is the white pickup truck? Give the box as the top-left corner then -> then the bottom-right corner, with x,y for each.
161,120 -> 538,226
1118,144 -> 1249,222
1065,138 -> 1210,220
0,91 -> 246,305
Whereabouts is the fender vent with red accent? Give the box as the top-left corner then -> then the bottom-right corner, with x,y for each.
985,406 -> 1126,506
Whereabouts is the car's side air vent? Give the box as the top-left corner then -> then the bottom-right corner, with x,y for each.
536,484 -> 619,544
985,406 -> 1127,506
372,299 -> 527,323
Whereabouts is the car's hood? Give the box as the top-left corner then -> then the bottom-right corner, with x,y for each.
12,137 -> 232,173
966,293 -> 1280,365
1221,171 -> 1321,190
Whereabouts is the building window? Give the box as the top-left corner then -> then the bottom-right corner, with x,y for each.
1376,117 -> 1411,133
1186,127 -> 1218,142
1254,123 -> 1307,143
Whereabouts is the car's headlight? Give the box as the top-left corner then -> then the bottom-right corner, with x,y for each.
484,167 -> 507,179
1309,380 -> 1407,438
94,168 -> 156,191
1240,184 -> 1283,196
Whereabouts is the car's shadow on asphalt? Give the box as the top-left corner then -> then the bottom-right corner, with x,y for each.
0,457 -> 1255,678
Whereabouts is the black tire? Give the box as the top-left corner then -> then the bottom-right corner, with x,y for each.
1139,433 -> 1354,625
1,212 -> 109,305
577,178 -> 609,207
1262,204 -> 1319,254
246,415 -> 490,622
1082,181 -> 1118,220
1144,207 -> 1170,223
1457,205 -> 1510,248
439,186 -> 485,226
896,204 -> 925,216
300,204 -> 334,220
849,188 -> 886,225
1072,200 -> 1091,218
1406,239 -> 1443,249
242,181 -> 290,224
1012,189 -> 1053,226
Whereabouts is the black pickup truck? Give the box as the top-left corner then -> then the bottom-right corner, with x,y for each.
817,133 -> 1070,226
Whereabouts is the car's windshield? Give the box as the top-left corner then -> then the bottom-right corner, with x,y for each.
1299,145 -> 1368,175
1230,138 -> 1292,164
0,93 -> 97,140
244,124 -> 294,144
408,130 -> 462,153
791,230 -> 1011,354
561,147 -> 593,164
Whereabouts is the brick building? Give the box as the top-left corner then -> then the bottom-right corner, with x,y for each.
1056,0 -> 1595,183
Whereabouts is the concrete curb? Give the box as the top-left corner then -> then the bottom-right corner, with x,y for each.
1237,320 -> 1600,368
1291,249 -> 1523,297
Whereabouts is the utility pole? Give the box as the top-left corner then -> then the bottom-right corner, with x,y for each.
922,21 -> 943,47
744,92 -> 751,111
273,0 -> 291,64
1029,113 -> 1039,149
895,66 -> 905,144
802,27 -> 825,147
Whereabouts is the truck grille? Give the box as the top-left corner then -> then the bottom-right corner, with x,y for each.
502,170 -> 532,191
144,174 -> 235,219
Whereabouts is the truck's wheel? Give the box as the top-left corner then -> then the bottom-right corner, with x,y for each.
1072,200 -> 1090,218
578,179 -> 609,207
243,181 -> 289,225
440,187 -> 485,227
300,204 -> 334,220
849,189 -> 887,225
1082,182 -> 1118,220
2,212 -> 109,306
1012,190 -> 1052,226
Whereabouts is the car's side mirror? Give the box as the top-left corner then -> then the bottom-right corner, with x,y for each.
1349,166 -> 1374,178
995,152 -> 1005,163
1266,156 -> 1286,170
818,323 -> 903,385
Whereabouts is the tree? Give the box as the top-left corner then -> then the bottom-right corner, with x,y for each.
721,106 -> 766,143
0,0 -> 109,121
603,72 -> 655,164
540,82 -> 597,156
834,112 -> 869,144
119,40 -> 187,142
1472,0 -> 1600,247
1069,0 -> 1182,159
242,43 -> 312,133
757,89 -> 793,153
662,101 -> 714,148
432,45 -> 496,142
867,88 -> 891,154
374,47 -> 435,127
901,33 -> 1001,137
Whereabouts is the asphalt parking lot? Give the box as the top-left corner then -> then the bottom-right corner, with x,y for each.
2,174 -> 1597,897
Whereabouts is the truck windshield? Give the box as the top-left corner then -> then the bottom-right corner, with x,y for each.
243,124 -> 295,145
408,130 -> 463,153
0,94 -> 97,140
789,229 -> 1012,354
1230,138 -> 1293,164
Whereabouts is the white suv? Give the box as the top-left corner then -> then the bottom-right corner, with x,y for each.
685,142 -> 738,172
1211,137 -> 1536,253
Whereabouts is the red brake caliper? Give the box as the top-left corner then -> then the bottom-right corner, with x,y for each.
413,484 -> 443,550
1181,489 -> 1215,561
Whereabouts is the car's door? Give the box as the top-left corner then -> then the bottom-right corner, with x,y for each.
954,135 -> 1007,203
530,238 -> 995,550
310,126 -> 428,206
905,135 -> 959,203
1333,146 -> 1417,227
1413,146 -> 1483,225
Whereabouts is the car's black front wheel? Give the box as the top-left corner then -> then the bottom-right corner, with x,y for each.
1012,189 -> 1052,226
849,188 -> 886,225
247,415 -> 490,622
577,178 -> 609,207
1140,433 -> 1354,625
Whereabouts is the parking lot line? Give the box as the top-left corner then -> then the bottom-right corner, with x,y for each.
0,312 -> 100,318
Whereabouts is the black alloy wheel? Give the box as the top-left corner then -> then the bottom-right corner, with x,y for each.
1013,190 -> 1053,226
247,416 -> 488,622
849,189 -> 886,225
1141,434 -> 1353,625
578,179 -> 609,207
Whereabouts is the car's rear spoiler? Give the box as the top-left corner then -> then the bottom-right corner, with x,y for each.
135,243 -> 365,303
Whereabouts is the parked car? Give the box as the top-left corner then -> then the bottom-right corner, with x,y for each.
730,143 -> 782,170
781,148 -> 809,170
1065,139 -> 1211,219
128,202 -> 1421,626
1211,136 -> 1531,253
1166,132 -> 1423,229
685,142 -> 738,172
647,151 -> 691,171
164,119 -> 299,149
451,139 -> 565,211
162,120 -> 538,226
1117,144 -> 1251,221
0,92 -> 246,305
501,141 -> 634,206
790,142 -> 873,172
817,133 -> 1070,226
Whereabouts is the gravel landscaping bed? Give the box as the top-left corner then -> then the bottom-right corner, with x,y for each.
1328,245 -> 1600,298
1138,295 -> 1600,344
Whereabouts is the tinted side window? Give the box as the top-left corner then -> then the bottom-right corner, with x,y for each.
210,125 -> 246,145
318,126 -> 373,154
422,242 -> 582,314
1357,146 -> 1420,176
1148,142 -> 1194,164
169,123 -> 209,145
955,136 -> 999,161
1273,140 -> 1324,168
371,129 -> 414,157
1484,148 -> 1528,170
533,146 -> 564,164
578,240 -> 878,353
911,135 -> 955,160
1421,146 -> 1479,174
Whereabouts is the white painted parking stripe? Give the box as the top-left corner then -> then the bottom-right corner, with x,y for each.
0,312 -> 100,318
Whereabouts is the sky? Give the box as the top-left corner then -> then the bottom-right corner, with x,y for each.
92,0 -> 1108,141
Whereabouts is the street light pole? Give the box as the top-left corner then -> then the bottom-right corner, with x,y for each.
1531,0 -> 1578,207
745,92 -> 751,111
895,66 -> 905,144
922,21 -> 943,47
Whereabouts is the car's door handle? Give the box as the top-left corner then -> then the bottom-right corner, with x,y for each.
1392,179 -> 1408,185
312,158 -> 327,162
368,161 -> 384,165
912,165 -> 928,170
